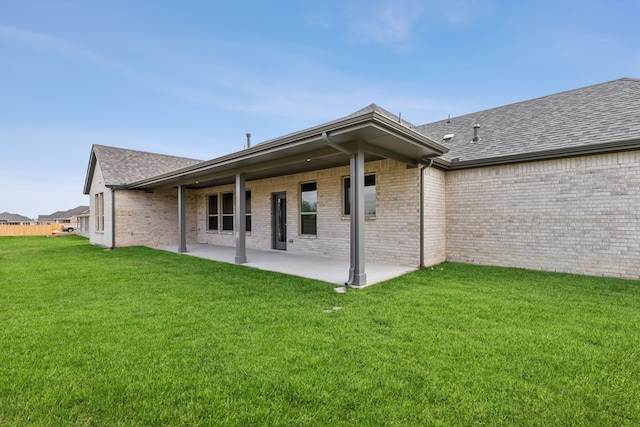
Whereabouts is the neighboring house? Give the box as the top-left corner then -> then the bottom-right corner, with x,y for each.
83,78 -> 640,284
76,212 -> 91,237
38,206 -> 90,226
0,212 -> 33,225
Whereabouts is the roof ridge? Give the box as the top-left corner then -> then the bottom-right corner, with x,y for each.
414,77 -> 640,164
89,144 -> 205,190
92,144 -> 203,162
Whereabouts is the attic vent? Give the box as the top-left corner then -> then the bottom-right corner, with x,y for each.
472,122 -> 480,143
443,133 -> 454,141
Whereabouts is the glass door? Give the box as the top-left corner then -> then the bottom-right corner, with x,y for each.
273,193 -> 287,250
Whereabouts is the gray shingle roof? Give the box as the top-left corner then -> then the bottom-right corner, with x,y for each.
92,145 -> 203,187
84,78 -> 639,192
414,78 -> 640,163
39,205 -> 90,221
0,212 -> 32,222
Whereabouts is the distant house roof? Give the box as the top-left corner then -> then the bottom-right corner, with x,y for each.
83,145 -> 203,194
415,78 -> 640,168
39,205 -> 90,222
0,212 -> 32,223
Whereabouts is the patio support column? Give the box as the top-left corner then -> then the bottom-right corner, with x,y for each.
178,185 -> 187,253
349,148 -> 366,286
235,172 -> 247,264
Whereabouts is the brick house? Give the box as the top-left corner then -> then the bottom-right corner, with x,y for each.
83,78 -> 640,284
38,206 -> 90,226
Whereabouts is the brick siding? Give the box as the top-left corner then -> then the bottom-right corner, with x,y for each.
195,159 -> 423,267
445,150 -> 640,279
113,189 -> 198,248
88,162 -> 112,248
423,166 -> 447,267
89,149 -> 640,280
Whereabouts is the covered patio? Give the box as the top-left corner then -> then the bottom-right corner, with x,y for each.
157,243 -> 416,288
129,105 -> 447,288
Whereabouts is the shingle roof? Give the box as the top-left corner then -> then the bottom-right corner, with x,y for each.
342,103 -> 417,128
415,78 -> 640,163
0,212 -> 32,222
84,78 -> 639,191
39,205 -> 90,221
91,145 -> 203,187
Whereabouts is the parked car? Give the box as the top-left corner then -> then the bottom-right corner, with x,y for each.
62,224 -> 76,232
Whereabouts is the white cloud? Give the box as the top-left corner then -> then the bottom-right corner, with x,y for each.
429,0 -> 495,26
343,0 -> 494,47
345,0 -> 426,46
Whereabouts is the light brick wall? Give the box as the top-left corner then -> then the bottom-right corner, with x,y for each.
88,162 -> 113,248
445,150 -> 640,279
195,159 -> 424,267
423,166 -> 447,267
113,188 -> 198,248
88,159 -> 198,248
89,148 -> 640,279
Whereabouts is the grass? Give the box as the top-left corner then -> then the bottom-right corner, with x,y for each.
1,236 -> 639,426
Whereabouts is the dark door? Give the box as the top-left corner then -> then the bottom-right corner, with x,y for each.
273,193 -> 287,250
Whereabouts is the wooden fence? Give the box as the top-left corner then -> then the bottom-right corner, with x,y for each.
0,224 -> 65,236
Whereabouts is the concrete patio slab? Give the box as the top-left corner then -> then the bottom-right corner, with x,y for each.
156,243 -> 416,288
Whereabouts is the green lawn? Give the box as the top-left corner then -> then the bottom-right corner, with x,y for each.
1,236 -> 639,426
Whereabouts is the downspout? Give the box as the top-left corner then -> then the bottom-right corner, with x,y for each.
321,132 -> 355,287
419,159 -> 433,269
111,188 -> 116,249
321,131 -> 351,156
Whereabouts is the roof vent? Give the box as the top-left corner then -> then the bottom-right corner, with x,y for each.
443,133 -> 454,141
246,133 -> 251,149
472,122 -> 480,143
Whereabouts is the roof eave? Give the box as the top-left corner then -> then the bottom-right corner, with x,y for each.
441,138 -> 640,170
82,148 -> 98,195
126,111 -> 447,190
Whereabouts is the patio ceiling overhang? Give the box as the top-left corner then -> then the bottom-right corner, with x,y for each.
126,110 -> 449,191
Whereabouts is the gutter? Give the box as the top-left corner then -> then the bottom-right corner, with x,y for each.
127,114 -> 446,190
322,131 -> 354,288
419,159 -> 433,269
439,138 -> 640,170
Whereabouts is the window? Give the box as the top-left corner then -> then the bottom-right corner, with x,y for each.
95,192 -> 104,231
343,175 -> 376,216
245,190 -> 252,232
207,194 -> 218,231
300,182 -> 317,235
222,192 -> 234,231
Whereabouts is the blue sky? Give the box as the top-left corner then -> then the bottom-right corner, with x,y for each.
1,0 -> 639,218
